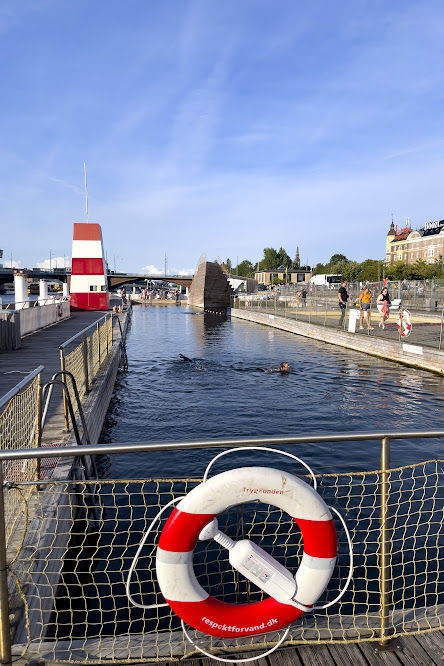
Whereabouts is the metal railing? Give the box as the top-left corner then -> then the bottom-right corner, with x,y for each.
234,294 -> 444,351
59,313 -> 114,429
0,367 -> 43,545
1,296 -> 67,310
0,431 -> 443,664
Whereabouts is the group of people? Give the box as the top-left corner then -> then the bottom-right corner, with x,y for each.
338,281 -> 391,330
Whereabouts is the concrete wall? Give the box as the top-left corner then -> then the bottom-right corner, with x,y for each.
231,308 -> 444,375
20,301 -> 70,336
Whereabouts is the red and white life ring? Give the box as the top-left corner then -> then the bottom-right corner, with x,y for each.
57,302 -> 63,318
398,309 -> 412,337
156,467 -> 337,638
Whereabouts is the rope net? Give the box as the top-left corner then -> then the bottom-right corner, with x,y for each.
7,460 -> 444,663
0,376 -> 39,543
62,315 -> 113,408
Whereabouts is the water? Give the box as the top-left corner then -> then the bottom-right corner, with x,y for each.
49,304 -> 444,641
99,305 -> 444,479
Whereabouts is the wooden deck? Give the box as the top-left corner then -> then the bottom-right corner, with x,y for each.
166,630 -> 444,665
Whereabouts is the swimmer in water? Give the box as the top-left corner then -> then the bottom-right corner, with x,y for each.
269,361 -> 290,373
179,354 -> 192,362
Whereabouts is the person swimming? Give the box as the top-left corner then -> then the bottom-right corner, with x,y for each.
269,361 -> 290,373
179,354 -> 192,362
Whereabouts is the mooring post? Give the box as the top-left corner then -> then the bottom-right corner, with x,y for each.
0,465 -> 12,666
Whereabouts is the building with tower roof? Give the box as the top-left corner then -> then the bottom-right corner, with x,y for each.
386,217 -> 444,265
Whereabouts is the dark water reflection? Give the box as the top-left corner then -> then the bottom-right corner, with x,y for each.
99,306 -> 444,478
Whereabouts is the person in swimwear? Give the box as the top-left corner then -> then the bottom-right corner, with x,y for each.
269,361 -> 290,373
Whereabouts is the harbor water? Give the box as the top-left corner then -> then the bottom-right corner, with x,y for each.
48,304 -> 443,642
99,305 -> 444,478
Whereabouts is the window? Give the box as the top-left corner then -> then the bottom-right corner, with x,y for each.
101,285 -> 107,291
89,285 -> 98,292
428,248 -> 435,257
416,252 -> 419,258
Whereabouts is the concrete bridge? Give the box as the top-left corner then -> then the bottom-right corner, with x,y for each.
0,268 -> 193,290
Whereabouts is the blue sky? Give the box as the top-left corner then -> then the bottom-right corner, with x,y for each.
1,0 -> 443,275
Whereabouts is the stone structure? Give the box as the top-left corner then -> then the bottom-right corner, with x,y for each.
188,261 -> 233,310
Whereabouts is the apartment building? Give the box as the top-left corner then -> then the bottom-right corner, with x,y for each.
386,219 -> 444,265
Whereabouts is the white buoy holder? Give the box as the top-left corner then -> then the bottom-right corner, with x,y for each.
199,517 -> 304,609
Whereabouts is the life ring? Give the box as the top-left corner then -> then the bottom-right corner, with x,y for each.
245,299 -> 249,308
156,467 -> 337,638
397,309 -> 412,337
57,302 -> 63,318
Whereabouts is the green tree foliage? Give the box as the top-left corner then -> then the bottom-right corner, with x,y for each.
329,253 -> 348,264
235,260 -> 254,277
276,247 -> 292,268
261,247 -> 280,270
312,262 -> 326,275
356,259 -> 382,282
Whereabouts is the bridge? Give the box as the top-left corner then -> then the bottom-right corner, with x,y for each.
0,268 -> 193,290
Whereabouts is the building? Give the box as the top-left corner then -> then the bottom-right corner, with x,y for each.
386,218 -> 444,265
254,266 -> 312,285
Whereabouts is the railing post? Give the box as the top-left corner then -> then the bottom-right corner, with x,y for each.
35,374 -> 43,482
59,348 -> 70,432
97,322 -> 101,366
0,464 -> 12,666
379,435 -> 391,645
439,308 -> 444,350
83,334 -> 90,394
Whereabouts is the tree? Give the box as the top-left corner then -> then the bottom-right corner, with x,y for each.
329,254 -> 348,264
276,247 -> 292,268
356,259 -> 382,282
312,262 -> 326,275
235,260 -> 254,278
226,258 -> 232,274
261,247 -> 280,270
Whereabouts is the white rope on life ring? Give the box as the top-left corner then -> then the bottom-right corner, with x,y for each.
155,466 -> 337,639
397,309 -> 412,337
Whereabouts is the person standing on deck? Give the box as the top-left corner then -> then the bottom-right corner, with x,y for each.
359,286 -> 373,330
338,280 -> 348,327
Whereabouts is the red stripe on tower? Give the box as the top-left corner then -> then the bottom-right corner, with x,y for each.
70,223 -> 110,311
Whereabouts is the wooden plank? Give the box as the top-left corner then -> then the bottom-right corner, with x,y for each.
395,634 -> 443,666
269,646 -> 304,665
297,644 -> 337,666
327,641 -> 370,666
415,630 -> 444,664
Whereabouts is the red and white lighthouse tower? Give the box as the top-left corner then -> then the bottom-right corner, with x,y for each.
70,223 -> 109,310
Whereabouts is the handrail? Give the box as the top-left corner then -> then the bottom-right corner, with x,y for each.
59,312 -> 111,349
0,365 -> 45,410
0,428 -> 444,461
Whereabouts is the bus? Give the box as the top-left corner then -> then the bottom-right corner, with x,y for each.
310,274 -> 342,289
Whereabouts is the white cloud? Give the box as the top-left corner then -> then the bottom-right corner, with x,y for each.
140,265 -> 163,275
36,257 -> 69,270
1,259 -> 22,269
